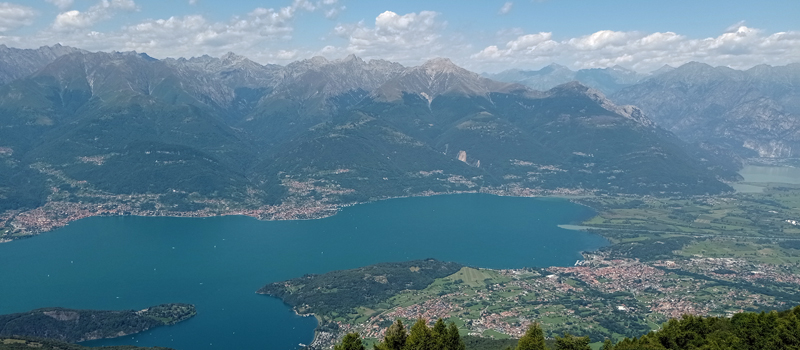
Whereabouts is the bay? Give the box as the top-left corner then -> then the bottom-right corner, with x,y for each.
0,194 -> 608,349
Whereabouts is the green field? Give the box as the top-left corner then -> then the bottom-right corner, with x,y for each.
444,267 -> 510,287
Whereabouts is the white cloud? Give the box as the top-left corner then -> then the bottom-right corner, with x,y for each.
568,30 -> 638,50
498,2 -> 513,15
471,25 -> 800,72
1,2 -> 796,74
45,0 -> 74,10
3,0 -> 342,64
188,0 -> 197,5
324,6 -> 344,19
275,49 -> 297,60
52,0 -> 138,31
0,2 -> 37,32
331,10 -> 451,62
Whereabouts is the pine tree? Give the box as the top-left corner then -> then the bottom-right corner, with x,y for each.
432,319 -> 447,350
445,322 -> 465,350
601,339 -> 613,350
516,323 -> 546,350
405,319 -> 433,350
335,333 -> 366,350
383,319 -> 408,350
554,332 -> 590,350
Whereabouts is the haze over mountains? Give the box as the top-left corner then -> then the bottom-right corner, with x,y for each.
483,63 -> 657,95
0,45 -> 775,226
613,62 -> 800,158
488,61 -> 800,159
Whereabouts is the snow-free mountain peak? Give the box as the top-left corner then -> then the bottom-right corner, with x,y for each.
371,58 -> 522,102
547,81 -> 654,127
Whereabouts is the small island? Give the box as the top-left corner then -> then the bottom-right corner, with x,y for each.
0,304 -> 196,343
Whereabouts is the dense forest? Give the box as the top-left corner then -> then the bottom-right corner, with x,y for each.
334,305 -> 800,350
609,305 -> 800,350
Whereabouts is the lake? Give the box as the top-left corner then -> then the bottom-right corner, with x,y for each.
732,165 -> 800,193
0,194 -> 607,349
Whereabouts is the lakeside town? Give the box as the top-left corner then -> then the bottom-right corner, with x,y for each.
304,253 -> 800,349
1,161 -> 591,242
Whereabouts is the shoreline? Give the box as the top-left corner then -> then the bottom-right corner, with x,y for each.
1,187 -> 596,243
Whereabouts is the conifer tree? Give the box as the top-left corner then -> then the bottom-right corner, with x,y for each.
601,339 -> 613,350
405,319 -> 433,350
554,332 -> 590,350
335,333 -> 366,350
383,319 -> 408,350
516,323 -> 546,350
445,322 -> 465,350
432,319 -> 447,350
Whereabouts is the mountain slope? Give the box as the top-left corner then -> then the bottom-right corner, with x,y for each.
0,50 -> 740,235
258,60 -> 737,199
0,44 -> 84,86
612,62 -> 800,157
0,51 -> 261,210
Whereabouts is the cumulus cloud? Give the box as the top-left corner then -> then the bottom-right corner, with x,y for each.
1,1 -> 796,73
0,2 -> 37,32
275,49 -> 297,60
0,0 -> 342,64
498,2 -> 513,15
46,0 -> 74,10
331,10 -> 451,62
52,0 -> 137,31
471,25 -> 800,72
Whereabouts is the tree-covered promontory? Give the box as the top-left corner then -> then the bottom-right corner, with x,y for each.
258,259 -> 463,316
0,304 -> 196,343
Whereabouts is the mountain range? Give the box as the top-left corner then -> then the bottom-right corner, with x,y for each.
0,45 -> 742,230
612,62 -> 800,158
483,63 -> 663,95
488,61 -> 800,159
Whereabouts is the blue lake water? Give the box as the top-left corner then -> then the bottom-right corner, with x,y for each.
0,194 -> 608,349
732,165 -> 800,193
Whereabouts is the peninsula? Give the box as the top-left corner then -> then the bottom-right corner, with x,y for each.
0,304 -> 196,343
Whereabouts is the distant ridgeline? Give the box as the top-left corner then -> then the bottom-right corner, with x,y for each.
0,337 -> 174,350
258,259 -> 463,316
0,45 -> 744,236
0,304 -> 196,343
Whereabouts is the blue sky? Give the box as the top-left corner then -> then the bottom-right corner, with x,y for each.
0,0 -> 798,72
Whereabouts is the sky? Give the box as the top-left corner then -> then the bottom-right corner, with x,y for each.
0,0 -> 798,73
